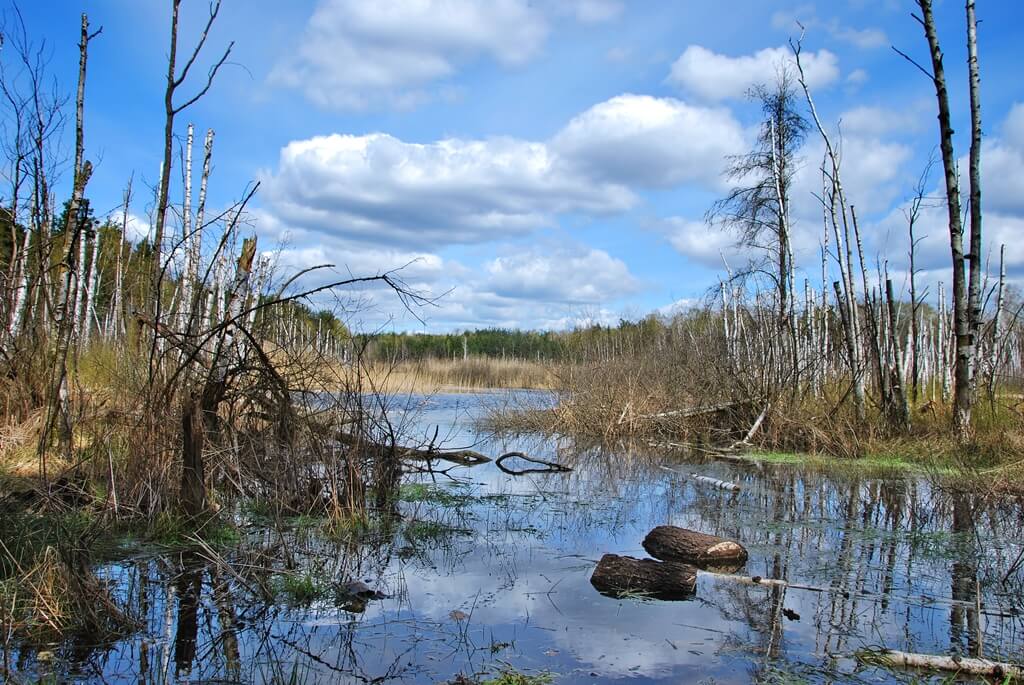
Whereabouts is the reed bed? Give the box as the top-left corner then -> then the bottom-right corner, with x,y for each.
326,356 -> 559,394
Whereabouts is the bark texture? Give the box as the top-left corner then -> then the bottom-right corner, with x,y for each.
590,554 -> 697,600
643,526 -> 748,567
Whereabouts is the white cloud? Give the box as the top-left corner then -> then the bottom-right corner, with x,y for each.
261,95 -> 745,251
846,68 -> 870,87
269,0 -> 548,109
832,24 -> 888,50
662,217 -> 751,269
260,132 -> 635,249
667,45 -> 839,101
122,213 -> 151,242
552,95 -> 747,189
983,128 -> 1024,216
657,297 -> 699,316
484,245 -> 639,304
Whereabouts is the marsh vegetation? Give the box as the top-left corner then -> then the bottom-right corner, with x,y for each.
0,1 -> 1022,683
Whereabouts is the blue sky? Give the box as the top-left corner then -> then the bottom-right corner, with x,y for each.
10,0 -> 1024,332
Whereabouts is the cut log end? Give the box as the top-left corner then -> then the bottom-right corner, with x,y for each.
590,554 -> 696,601
643,525 -> 748,568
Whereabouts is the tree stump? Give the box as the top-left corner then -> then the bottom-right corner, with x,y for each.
642,526 -> 748,568
590,554 -> 696,600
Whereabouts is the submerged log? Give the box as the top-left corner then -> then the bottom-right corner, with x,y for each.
590,554 -> 696,600
643,526 -> 748,567
859,649 -> 1022,679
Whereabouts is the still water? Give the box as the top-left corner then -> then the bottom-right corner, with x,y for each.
18,391 -> 1024,683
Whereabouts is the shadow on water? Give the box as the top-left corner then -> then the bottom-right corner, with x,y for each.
7,390 -> 1024,683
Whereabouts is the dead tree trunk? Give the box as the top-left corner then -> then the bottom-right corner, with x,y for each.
590,554 -> 697,599
643,525 -> 748,567
915,0 -> 976,441
38,14 -> 99,466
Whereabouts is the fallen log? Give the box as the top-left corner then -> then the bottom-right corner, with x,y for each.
398,447 -> 491,465
336,431 -> 491,465
858,649 -> 1022,679
691,474 -> 741,491
701,572 -> 1018,618
495,451 -> 571,475
643,526 -> 748,567
590,554 -> 696,600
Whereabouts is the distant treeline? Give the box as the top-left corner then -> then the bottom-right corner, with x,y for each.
360,316 -> 676,362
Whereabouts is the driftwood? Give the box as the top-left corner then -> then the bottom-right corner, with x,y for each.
691,474 -> 741,491
643,526 -> 748,567
336,431 -> 490,466
590,554 -> 696,600
495,451 -> 571,475
398,447 -> 491,465
859,649 -> 1022,679
702,572 -> 1017,618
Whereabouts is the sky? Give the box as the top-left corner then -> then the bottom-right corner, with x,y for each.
8,0 -> 1024,332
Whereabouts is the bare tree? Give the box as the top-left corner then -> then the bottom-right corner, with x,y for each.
708,69 -> 808,325
150,0 -> 233,315
909,0 -> 983,440
38,13 -> 99,465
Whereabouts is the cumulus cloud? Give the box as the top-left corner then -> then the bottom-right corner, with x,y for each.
552,95 -> 746,189
485,245 -> 639,304
983,108 -> 1024,215
839,102 -> 929,137
667,45 -> 839,101
661,217 -> 753,270
269,0 -> 548,109
260,133 -> 634,249
260,95 -> 745,250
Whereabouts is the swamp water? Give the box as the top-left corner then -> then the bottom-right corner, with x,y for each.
12,391 -> 1024,684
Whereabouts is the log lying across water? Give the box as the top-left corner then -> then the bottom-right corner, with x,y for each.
590,554 -> 696,600
643,525 -> 748,567
859,649 -> 1023,679
691,474 -> 741,491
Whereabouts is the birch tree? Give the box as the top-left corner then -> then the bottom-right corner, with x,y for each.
912,0 -> 984,440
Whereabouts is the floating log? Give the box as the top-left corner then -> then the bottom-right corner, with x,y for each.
495,451 -> 571,475
590,554 -> 696,600
858,649 -> 1023,679
691,474 -> 741,491
643,526 -> 748,567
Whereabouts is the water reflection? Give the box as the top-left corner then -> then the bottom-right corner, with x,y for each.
11,391 -> 1024,684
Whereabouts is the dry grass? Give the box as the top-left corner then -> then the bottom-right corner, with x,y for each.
0,545 -> 133,644
317,356 -> 559,394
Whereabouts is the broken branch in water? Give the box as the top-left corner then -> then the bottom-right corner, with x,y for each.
691,474 -> 741,491
702,572 -> 1018,618
495,451 -> 572,475
857,649 -> 1022,679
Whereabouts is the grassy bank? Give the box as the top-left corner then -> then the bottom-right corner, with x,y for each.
478,358 -> 1024,491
